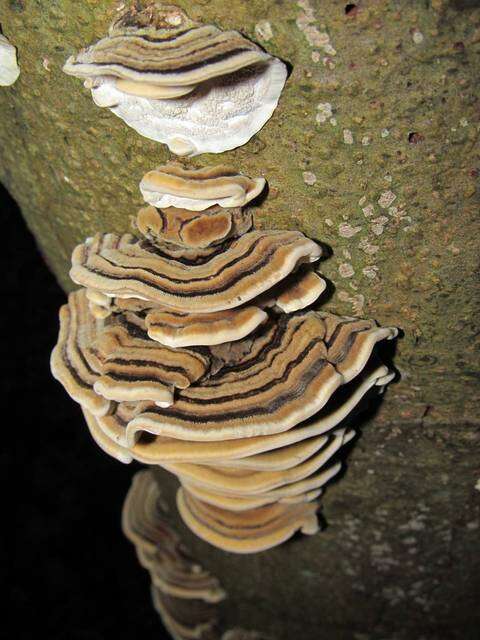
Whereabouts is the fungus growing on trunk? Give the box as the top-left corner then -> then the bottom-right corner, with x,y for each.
62,4 -> 287,155
123,469 -> 226,639
51,166 -> 397,553
0,34 -> 20,86
140,165 -> 266,211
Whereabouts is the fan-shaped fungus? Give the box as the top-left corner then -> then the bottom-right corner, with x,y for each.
51,165 -> 397,553
0,34 -> 20,86
62,4 -> 287,155
123,470 -> 225,639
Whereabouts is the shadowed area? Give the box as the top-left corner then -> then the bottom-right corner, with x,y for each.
3,183 -> 169,639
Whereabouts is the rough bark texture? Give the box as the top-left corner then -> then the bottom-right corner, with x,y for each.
1,1 -> 479,638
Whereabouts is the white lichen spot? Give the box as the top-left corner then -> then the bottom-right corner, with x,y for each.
311,51 -> 321,63
412,29 -> 424,44
388,205 -> 398,217
324,218 -> 333,227
400,516 -> 427,532
381,128 -> 390,138
363,265 -> 379,279
384,174 -> 392,183
329,117 -> 337,126
343,129 -> 354,145
302,171 -> 317,186
338,291 -> 365,315
255,20 -> 273,42
323,57 -> 336,70
361,136 -> 371,146
42,58 -> 51,72
371,542 -> 399,572
460,117 -> 469,127
362,204 -> 375,218
378,190 -> 396,208
358,238 -> 379,255
339,222 -> 362,238
342,249 -> 352,260
339,262 -> 355,278
371,215 -> 389,235
358,195 -> 367,206
324,43 -> 337,56
383,586 -> 406,606
316,102 -> 333,123
296,1 -> 337,56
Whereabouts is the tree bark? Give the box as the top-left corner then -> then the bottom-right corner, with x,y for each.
1,1 -> 479,638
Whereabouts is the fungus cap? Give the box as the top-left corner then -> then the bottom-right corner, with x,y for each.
129,362 -> 390,465
146,306 -> 268,348
50,290 -> 111,417
70,231 -> 321,312
123,470 -> 225,603
140,165 -> 266,211
62,5 -> 287,155
123,469 -> 225,637
0,34 -> 20,86
167,432 -> 348,498
63,5 -> 269,88
92,316 -> 210,405
127,313 -> 397,444
136,204 -> 253,249
177,488 -> 319,554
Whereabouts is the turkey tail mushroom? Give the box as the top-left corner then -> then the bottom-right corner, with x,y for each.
62,4 -> 287,155
51,167 -> 397,554
140,165 -> 266,211
122,470 -> 225,639
0,34 -> 20,86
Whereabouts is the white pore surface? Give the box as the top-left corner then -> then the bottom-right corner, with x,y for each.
0,35 -> 20,86
139,176 -> 266,211
89,58 -> 287,156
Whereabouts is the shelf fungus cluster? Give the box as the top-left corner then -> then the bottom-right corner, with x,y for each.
51,164 -> 397,554
123,469 -> 226,640
0,34 -> 20,86
62,3 -> 287,156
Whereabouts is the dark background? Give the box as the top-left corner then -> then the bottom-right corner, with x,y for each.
3,184 -> 169,639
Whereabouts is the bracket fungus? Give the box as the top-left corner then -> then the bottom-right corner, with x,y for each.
140,165 -> 266,211
123,470 -> 226,640
62,4 -> 287,156
0,34 -> 20,86
51,165 -> 397,554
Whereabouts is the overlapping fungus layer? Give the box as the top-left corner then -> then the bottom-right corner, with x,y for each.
63,4 -> 287,155
123,469 -> 226,640
0,34 -> 20,86
52,164 -> 397,553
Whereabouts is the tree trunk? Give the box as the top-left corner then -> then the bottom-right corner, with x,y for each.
1,1 -> 479,638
